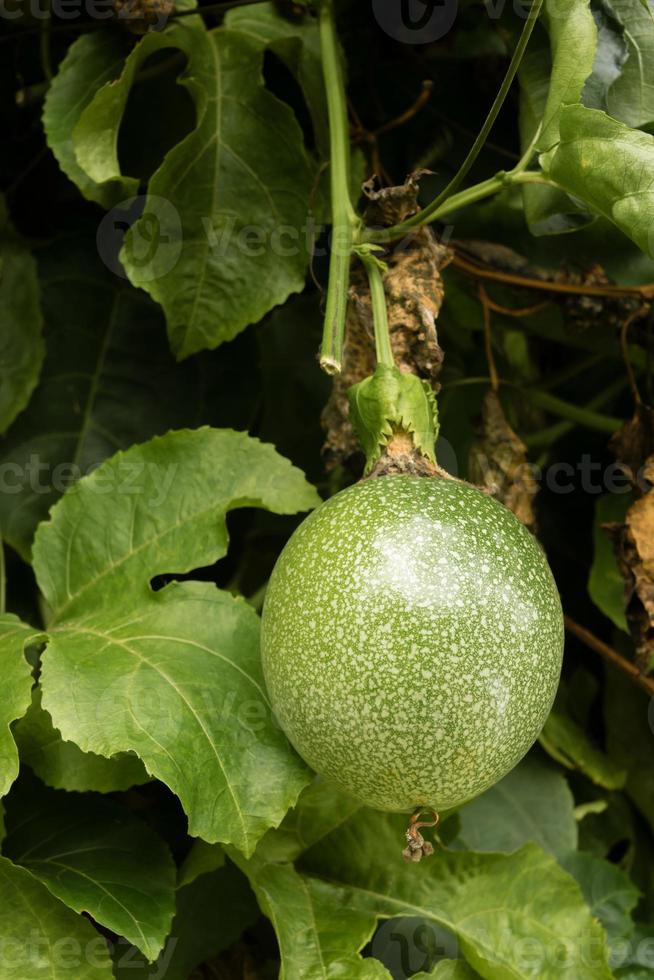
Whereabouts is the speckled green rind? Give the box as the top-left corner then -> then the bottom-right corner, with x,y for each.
261,475 -> 564,812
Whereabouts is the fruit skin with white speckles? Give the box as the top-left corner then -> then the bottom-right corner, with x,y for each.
261,475 -> 564,812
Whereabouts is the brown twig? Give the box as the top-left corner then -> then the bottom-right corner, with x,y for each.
620,309 -> 647,406
350,82 -> 434,187
452,251 -> 654,302
402,809 -> 439,863
348,99 -> 393,186
478,285 -> 499,392
564,614 -> 654,697
374,80 -> 434,137
485,297 -> 551,319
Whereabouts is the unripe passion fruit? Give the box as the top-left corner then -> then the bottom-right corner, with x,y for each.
261,475 -> 563,812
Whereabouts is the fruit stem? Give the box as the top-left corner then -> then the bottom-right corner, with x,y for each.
318,0 -> 359,375
359,251 -> 394,368
402,809 -> 439,862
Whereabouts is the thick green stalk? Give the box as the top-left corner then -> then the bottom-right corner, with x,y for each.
318,0 -> 358,374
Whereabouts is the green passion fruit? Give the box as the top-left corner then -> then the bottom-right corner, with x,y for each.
261,475 -> 564,813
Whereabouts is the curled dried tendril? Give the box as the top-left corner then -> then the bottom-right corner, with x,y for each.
402,808 -> 439,863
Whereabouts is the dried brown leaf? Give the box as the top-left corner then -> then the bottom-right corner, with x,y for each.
468,390 -> 538,533
113,0 -> 174,33
608,416 -> 654,670
609,405 -> 654,488
608,486 -> 654,671
456,240 -> 646,334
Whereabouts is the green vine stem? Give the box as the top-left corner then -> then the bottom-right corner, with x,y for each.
445,376 -> 625,436
318,0 -> 359,374
359,252 -> 394,367
526,388 -> 623,434
362,0 -> 546,244
365,168 -> 559,244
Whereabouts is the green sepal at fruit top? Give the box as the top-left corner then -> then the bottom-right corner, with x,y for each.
347,364 -> 439,472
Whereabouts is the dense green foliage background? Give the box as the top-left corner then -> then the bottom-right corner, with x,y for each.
1,0 -> 654,976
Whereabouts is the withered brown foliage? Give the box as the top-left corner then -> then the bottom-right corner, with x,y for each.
468,390 -> 539,534
606,405 -> 654,671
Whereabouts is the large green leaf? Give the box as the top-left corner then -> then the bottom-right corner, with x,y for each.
0,614 -> 42,798
177,839 -> 225,888
225,0 -> 328,155
0,855 -> 114,978
33,427 -> 319,619
71,24 -> 200,208
39,584 -> 311,856
540,708 -> 627,790
75,22 -> 316,359
15,688 -> 149,794
518,2 -> 597,234
582,11 -> 629,112
546,105 -> 654,258
0,229 -> 255,561
420,965 -> 481,979
561,852 -> 640,952
589,492 -> 630,632
605,0 -> 654,128
457,753 -> 578,858
3,781 -> 176,960
613,922 -> 654,978
577,791 -> 636,861
370,915 -> 466,978
0,204 -> 44,436
230,851 -> 389,979
180,774 -> 360,879
34,429 -> 319,853
42,33 -> 129,202
251,774 -> 362,865
113,862 -> 259,980
299,811 -> 613,979
539,0 -> 598,150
